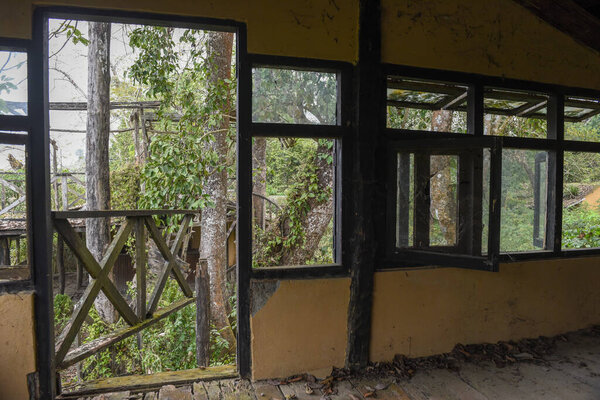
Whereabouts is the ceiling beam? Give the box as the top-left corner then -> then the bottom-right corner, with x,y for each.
513,0 -> 600,54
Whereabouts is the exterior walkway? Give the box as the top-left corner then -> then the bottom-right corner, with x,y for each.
66,327 -> 600,400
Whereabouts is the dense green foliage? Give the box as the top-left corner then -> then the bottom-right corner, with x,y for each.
128,27 -> 235,221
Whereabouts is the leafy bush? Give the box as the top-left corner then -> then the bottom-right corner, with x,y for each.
53,294 -> 73,336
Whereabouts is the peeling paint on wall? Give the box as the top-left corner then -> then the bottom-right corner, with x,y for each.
250,280 -> 280,316
382,0 -> 600,90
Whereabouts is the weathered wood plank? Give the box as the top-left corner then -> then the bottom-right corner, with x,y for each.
60,365 -> 236,396
279,382 -> 321,400
326,380 -> 363,400
204,380 -> 222,399
251,382 -> 284,400
59,297 -> 195,369
52,209 -> 199,219
0,265 -> 29,280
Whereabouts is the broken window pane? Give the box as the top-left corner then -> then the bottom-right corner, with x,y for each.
386,77 -> 467,133
0,51 -> 27,116
562,151 -> 600,248
252,137 -> 335,268
500,149 -> 548,252
564,97 -> 600,142
252,68 -> 337,125
0,143 -> 29,282
484,88 -> 547,138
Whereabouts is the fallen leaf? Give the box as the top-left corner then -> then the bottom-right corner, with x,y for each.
305,384 -> 314,395
375,383 -> 388,391
364,391 -> 376,398
288,376 -> 303,383
364,385 -> 376,392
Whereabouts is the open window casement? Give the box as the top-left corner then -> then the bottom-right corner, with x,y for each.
386,137 -> 502,271
533,152 -> 549,249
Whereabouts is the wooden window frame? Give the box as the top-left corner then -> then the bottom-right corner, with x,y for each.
244,54 -> 353,280
379,64 -> 600,270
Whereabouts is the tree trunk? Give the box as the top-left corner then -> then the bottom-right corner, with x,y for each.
257,140 -> 335,266
252,137 -> 267,230
200,31 -> 236,353
430,110 -> 457,245
86,22 -> 115,323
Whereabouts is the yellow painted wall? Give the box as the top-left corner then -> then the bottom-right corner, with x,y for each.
0,293 -> 36,400
382,0 -> 600,90
0,0 -> 359,63
250,278 -> 350,380
371,257 -> 600,362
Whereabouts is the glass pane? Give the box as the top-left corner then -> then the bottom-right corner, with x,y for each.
0,51 -> 27,116
252,137 -> 335,267
562,152 -> 600,248
0,143 -> 29,282
387,77 -> 467,133
429,155 -> 458,246
484,88 -> 547,138
252,68 -> 337,125
500,149 -> 548,252
564,97 -> 600,142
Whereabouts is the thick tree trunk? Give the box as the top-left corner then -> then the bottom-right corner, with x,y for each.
430,110 -> 457,245
252,137 -> 267,230
200,31 -> 236,353
86,22 -> 115,323
258,140 -> 334,266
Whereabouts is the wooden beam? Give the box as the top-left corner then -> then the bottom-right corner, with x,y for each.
58,297 -> 194,370
513,0 -> 600,54
346,0 -> 381,370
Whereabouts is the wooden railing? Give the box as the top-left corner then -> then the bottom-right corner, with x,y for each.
52,210 -> 197,371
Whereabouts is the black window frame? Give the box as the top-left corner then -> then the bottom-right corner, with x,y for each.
0,38 -> 33,294
245,53 -> 353,280
380,63 -> 600,270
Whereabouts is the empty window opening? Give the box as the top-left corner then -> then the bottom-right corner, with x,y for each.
564,96 -> 600,142
500,149 -> 548,252
562,151 -> 600,249
0,50 -> 27,116
484,88 -> 548,138
386,77 -> 468,133
47,17 -> 239,390
252,137 -> 335,268
252,68 -> 338,125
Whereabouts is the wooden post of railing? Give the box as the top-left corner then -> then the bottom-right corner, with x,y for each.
61,175 -> 68,211
1,185 -> 5,210
57,236 -> 65,294
76,232 -> 84,290
15,237 -> 20,265
196,258 -> 210,367
135,217 -> 146,356
0,238 -> 9,266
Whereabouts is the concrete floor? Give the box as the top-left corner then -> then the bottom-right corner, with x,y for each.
69,328 -> 600,400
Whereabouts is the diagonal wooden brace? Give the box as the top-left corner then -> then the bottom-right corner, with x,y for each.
53,218 -> 139,365
145,214 -> 194,316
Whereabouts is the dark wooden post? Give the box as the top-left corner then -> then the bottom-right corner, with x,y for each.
346,0 -> 381,370
0,237 -> 10,265
196,259 -> 210,367
135,217 -> 146,354
16,236 -> 21,265
57,236 -> 65,294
